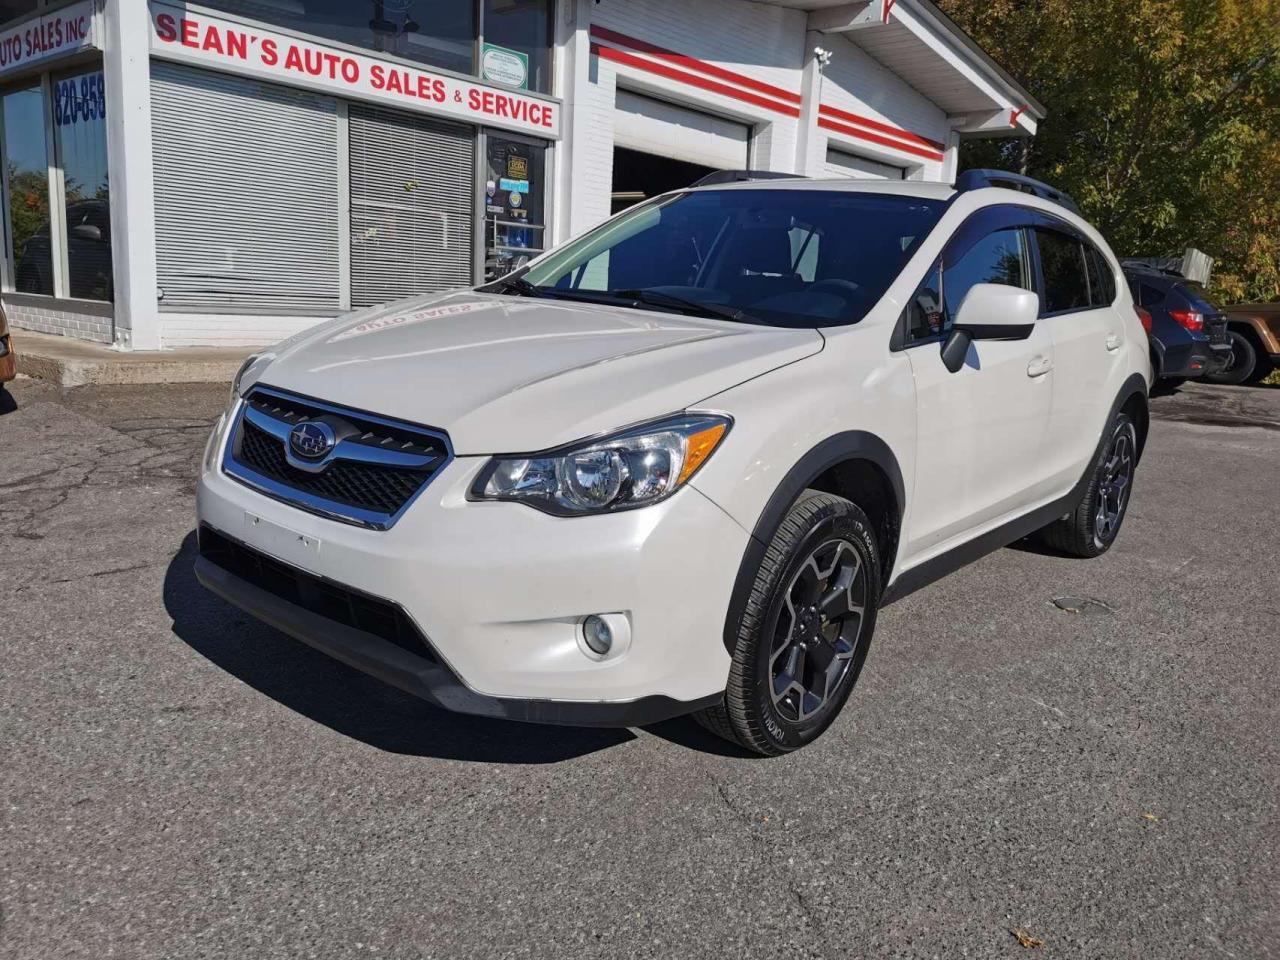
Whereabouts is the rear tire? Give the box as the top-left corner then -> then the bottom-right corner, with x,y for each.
1037,411 -> 1138,558
1203,330 -> 1257,385
696,491 -> 880,756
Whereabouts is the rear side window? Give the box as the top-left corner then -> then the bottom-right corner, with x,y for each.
1085,246 -> 1116,306
1176,281 -> 1221,314
1136,282 -> 1166,307
1035,228 -> 1090,314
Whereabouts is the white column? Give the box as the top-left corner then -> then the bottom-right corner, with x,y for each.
941,124 -> 962,185
794,33 -> 828,176
552,0 -> 594,243
102,0 -> 160,350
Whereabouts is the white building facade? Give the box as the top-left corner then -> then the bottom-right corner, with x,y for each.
0,0 -> 1042,349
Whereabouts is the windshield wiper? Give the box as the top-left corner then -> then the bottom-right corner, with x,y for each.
489,277 -> 627,307
611,288 -> 761,325
490,275 -> 545,297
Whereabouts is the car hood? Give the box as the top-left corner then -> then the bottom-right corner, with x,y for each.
255,291 -> 824,453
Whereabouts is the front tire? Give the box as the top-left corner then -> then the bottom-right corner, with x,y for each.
1037,411 -> 1138,558
697,491 -> 880,756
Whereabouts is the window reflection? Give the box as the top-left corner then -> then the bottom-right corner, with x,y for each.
483,0 -> 551,93
206,0 -> 475,76
55,69 -> 112,301
3,83 -> 53,296
0,1 -> 38,29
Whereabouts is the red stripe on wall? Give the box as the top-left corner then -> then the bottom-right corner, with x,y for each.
591,43 -> 801,118
818,116 -> 944,162
589,25 -> 803,106
818,103 -> 944,151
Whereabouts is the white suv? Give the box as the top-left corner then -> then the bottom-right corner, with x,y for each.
196,171 -> 1149,755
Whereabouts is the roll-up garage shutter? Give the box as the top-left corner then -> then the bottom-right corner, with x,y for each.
348,105 -> 475,308
613,90 -> 750,170
151,63 -> 341,311
824,147 -> 906,181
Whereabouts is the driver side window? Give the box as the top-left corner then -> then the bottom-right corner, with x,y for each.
904,227 -> 1031,344
943,228 -> 1031,327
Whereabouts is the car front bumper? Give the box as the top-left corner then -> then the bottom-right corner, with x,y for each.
194,412 -> 747,725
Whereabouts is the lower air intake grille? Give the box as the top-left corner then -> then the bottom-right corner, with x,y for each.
198,524 -> 436,663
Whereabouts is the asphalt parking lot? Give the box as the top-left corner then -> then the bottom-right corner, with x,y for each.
1,376 -> 1277,959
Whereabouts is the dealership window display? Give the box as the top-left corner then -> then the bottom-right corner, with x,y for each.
484,134 -> 546,280
2,82 -> 52,295
482,0 -> 551,93
54,68 -> 112,301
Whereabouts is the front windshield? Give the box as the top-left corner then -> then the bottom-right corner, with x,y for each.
513,189 -> 946,328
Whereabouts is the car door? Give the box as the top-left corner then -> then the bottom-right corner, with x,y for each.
1032,225 -> 1126,492
901,215 -> 1056,561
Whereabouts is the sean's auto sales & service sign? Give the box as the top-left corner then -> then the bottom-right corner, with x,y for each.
148,2 -> 561,138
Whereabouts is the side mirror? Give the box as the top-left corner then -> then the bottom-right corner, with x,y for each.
940,283 -> 1039,373
71,223 -> 102,242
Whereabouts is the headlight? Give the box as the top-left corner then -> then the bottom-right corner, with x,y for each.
471,413 -> 731,516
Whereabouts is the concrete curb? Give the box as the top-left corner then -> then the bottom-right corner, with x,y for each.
12,328 -> 255,387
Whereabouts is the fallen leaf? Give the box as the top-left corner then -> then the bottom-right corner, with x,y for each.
1142,812 -> 1159,822
1011,928 -> 1046,949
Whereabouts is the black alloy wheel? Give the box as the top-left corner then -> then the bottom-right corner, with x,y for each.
1093,419 -> 1136,546
769,538 -> 867,723
1036,410 -> 1140,558
697,491 -> 881,755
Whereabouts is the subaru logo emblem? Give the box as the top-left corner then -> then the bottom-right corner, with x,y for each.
289,420 -> 336,460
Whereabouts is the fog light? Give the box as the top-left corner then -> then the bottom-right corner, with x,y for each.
582,615 -> 613,655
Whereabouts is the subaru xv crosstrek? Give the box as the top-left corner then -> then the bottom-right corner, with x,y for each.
195,170 -> 1150,755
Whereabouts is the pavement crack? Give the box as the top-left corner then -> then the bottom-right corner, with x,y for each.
709,774 -> 834,958
47,559 -> 169,586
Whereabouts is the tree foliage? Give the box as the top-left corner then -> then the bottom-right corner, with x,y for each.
938,0 -> 1280,302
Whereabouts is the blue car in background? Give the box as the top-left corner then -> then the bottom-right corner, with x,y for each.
1122,262 -> 1232,384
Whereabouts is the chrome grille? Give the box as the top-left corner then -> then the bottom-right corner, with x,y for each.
224,386 -> 451,530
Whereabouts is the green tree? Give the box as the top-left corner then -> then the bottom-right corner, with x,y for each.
938,0 -> 1280,301
6,164 -> 50,258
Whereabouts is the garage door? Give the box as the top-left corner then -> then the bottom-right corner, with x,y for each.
825,147 -> 906,181
614,90 -> 750,170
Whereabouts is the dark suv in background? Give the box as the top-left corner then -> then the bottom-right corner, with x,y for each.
1122,262 -> 1231,384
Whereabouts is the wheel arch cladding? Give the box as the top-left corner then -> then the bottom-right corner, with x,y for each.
1118,373 -> 1149,461
721,431 -> 905,654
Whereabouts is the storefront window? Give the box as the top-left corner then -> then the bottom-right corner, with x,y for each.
0,1 -> 38,29
206,0 -> 475,76
54,69 -> 111,301
2,83 -> 53,296
483,134 -> 546,281
482,0 -> 551,94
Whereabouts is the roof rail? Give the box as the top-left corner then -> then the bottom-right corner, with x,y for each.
954,168 -> 1080,215
690,169 -> 806,187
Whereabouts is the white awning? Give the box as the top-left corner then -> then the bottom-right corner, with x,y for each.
766,0 -> 1044,137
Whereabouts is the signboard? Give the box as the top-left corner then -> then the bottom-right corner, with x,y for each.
148,3 -> 560,138
0,0 -> 98,80
481,42 -> 528,90
54,71 -> 106,127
